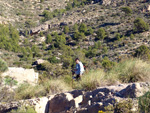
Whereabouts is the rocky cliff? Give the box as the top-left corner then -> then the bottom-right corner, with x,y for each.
0,82 -> 150,113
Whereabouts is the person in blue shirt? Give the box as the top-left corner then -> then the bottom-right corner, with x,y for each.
73,58 -> 85,80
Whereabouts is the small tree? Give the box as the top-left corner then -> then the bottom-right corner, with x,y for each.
121,7 -> 132,15
134,18 -> 149,33
85,27 -> 94,35
96,28 -> 106,40
115,33 -> 121,41
31,45 -> 40,57
63,26 -> 69,34
42,10 -> 53,21
102,57 -> 114,69
73,32 -> 85,41
73,24 -> 78,32
130,34 -> 134,40
42,42 -> 46,50
46,34 -> 52,44
22,47 -> 28,58
134,45 -> 150,59
79,23 -> 87,33
66,3 -> 72,11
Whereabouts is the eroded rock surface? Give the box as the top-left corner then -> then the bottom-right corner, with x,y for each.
0,82 -> 150,113
1,67 -> 39,84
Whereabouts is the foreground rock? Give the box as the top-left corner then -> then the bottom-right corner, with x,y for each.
0,82 -> 150,113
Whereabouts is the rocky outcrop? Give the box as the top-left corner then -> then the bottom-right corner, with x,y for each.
147,5 -> 150,11
1,67 -> 39,84
0,82 -> 150,113
49,93 -> 75,113
49,82 -> 150,113
100,0 -> 137,6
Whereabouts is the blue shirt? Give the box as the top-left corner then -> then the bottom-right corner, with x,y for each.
75,61 -> 85,75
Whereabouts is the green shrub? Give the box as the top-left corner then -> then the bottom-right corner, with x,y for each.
79,23 -> 87,33
65,0 -> 92,10
64,26 -> 69,34
115,33 -> 121,41
4,76 -> 18,86
105,99 -> 133,113
41,9 -> 66,22
0,87 -> 15,102
134,18 -> 149,33
46,79 -> 72,94
134,45 -> 150,59
31,45 -> 40,57
85,49 -> 97,58
15,79 -> 72,100
15,83 -> 46,100
73,24 -> 78,32
121,7 -> 132,15
25,20 -> 36,28
102,57 -> 115,69
85,27 -> 94,35
0,59 -> 8,72
102,46 -> 108,54
42,42 -> 46,50
48,56 -> 60,63
0,24 -> 20,52
66,3 -> 72,10
108,59 -> 150,83
139,91 -> 150,113
73,31 -> 85,41
130,34 -> 134,40
41,10 -> 53,22
54,33 -> 66,48
46,34 -> 52,44
40,0 -> 44,3
9,105 -> 36,113
62,57 -> 73,69
96,28 -> 106,40
74,69 -> 105,90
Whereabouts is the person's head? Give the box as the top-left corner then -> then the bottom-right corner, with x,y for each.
75,58 -> 80,64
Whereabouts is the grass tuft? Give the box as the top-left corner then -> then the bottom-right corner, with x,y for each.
74,69 -> 106,91
107,58 -> 150,83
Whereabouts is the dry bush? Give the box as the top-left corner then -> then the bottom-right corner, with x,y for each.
107,58 -> 150,83
74,69 -> 106,91
15,79 -> 72,100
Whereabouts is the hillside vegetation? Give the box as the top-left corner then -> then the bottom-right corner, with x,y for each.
0,0 -> 150,109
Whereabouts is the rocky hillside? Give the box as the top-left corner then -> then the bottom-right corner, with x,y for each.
1,0 -> 150,112
0,0 -> 149,68
1,82 -> 150,113
0,0 -> 68,26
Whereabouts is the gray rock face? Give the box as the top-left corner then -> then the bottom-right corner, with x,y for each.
100,0 -> 137,6
1,67 -> 39,84
0,82 -> 150,113
119,82 -> 150,98
48,82 -> 150,113
49,93 -> 75,113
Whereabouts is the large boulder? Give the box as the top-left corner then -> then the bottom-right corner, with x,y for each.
35,97 -> 49,113
1,67 -> 39,84
0,102 -> 19,113
49,93 -> 75,113
1,82 -> 150,113
119,82 -> 150,98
